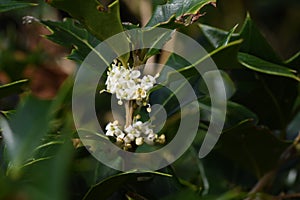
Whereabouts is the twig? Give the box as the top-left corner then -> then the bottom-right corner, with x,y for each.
247,170 -> 276,195
244,132 -> 300,200
277,193 -> 300,199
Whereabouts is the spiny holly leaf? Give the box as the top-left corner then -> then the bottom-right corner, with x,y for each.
41,18 -> 100,63
46,0 -> 129,63
46,0 -> 122,41
0,1 -> 37,13
238,52 -> 300,82
216,120 -> 290,178
147,0 -> 216,27
239,14 -> 281,64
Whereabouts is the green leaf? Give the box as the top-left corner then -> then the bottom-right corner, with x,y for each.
0,110 -> 15,118
171,146 -> 208,193
216,120 -> 290,177
47,0 -> 122,41
224,101 -> 258,128
46,0 -> 129,64
41,18 -> 100,63
0,1 -> 37,13
32,140 -> 64,159
198,70 -> 236,99
162,39 -> 243,83
21,116 -> 74,200
143,29 -> 176,61
83,171 -> 172,200
0,79 -> 28,99
229,67 -> 298,131
284,51 -> 300,70
199,23 -> 240,48
239,14 -> 281,64
0,96 -> 52,177
238,52 -> 300,81
151,60 -> 238,124
199,97 -> 258,128
0,78 -> 72,177
147,0 -> 216,27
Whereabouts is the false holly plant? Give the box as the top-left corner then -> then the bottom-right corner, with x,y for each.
0,0 -> 299,200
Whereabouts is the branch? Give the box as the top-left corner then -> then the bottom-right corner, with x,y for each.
277,193 -> 300,199
244,132 -> 300,200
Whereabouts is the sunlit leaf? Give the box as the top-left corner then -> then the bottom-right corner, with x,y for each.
147,0 -> 216,27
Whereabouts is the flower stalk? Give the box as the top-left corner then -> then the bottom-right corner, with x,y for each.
125,100 -> 134,128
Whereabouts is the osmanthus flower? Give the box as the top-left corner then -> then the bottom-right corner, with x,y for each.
103,60 -> 159,105
105,120 -> 124,138
105,120 -> 166,150
102,60 -> 165,150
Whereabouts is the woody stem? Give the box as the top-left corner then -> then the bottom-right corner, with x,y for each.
125,100 -> 134,127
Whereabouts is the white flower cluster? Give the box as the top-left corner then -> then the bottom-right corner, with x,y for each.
105,120 -> 165,150
103,60 -> 165,150
105,61 -> 158,105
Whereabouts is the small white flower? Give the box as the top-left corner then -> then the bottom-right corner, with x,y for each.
135,137 -> 144,146
123,135 -> 133,144
146,104 -> 152,113
22,16 -> 39,24
130,70 -> 141,79
156,134 -> 166,144
141,75 -> 156,90
104,61 -> 159,103
118,100 -> 123,105
144,132 -> 157,145
105,120 -> 125,138
105,120 -> 165,149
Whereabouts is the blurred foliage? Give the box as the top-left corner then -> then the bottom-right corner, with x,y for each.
0,0 -> 300,200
